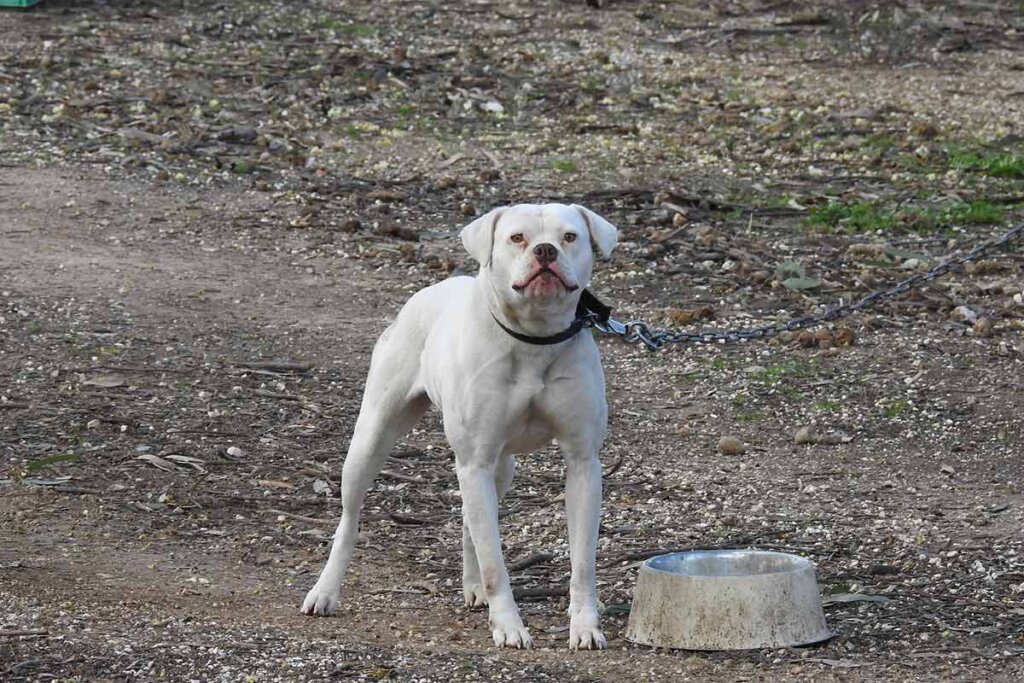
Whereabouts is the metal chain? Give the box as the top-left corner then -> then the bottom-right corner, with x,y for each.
586,221 -> 1024,351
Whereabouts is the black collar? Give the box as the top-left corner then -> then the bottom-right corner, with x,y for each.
490,290 -> 612,346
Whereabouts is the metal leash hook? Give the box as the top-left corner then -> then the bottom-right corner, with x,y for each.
590,221 -> 1024,351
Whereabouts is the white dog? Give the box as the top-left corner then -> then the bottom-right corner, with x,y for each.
301,203 -> 618,650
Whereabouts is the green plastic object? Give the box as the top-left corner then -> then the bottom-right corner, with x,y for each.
0,0 -> 42,7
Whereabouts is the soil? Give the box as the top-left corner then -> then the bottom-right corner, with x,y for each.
2,1 -> 1024,681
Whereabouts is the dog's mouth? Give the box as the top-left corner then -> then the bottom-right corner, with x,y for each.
512,267 -> 578,293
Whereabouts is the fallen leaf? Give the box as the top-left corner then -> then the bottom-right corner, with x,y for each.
83,374 -> 126,388
821,593 -> 892,606
164,454 -> 207,472
136,454 -> 178,472
782,276 -> 822,291
22,476 -> 73,487
257,479 -> 295,490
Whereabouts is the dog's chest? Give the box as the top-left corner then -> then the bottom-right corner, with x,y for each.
494,356 -> 565,449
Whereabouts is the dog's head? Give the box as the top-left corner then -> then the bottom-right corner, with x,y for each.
461,203 -> 618,316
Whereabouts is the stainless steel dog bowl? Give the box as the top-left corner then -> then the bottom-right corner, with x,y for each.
625,550 -> 832,650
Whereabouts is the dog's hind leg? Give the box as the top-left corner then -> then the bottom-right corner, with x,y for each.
462,452 -> 515,607
301,328 -> 430,616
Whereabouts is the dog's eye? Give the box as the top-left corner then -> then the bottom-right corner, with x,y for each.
564,232 -> 577,243
510,233 -> 525,244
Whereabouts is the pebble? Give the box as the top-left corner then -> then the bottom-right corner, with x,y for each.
795,426 -> 847,445
717,436 -> 746,455
950,305 -> 977,323
794,426 -> 816,445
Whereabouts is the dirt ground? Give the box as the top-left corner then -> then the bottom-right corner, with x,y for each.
2,1 -> 1024,681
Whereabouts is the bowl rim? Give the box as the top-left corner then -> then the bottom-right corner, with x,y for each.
640,549 -> 814,578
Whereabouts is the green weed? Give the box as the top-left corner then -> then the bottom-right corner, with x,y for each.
26,453 -> 78,472
884,401 -> 910,418
749,360 -> 808,385
948,149 -> 1024,178
941,200 -> 1004,225
805,200 -> 1004,234
318,19 -> 376,36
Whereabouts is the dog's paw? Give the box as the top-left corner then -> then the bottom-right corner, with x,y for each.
490,613 -> 532,649
463,582 -> 488,608
569,614 -> 606,650
492,624 -> 533,649
301,584 -> 341,616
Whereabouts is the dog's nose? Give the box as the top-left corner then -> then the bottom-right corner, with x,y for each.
533,243 -> 557,265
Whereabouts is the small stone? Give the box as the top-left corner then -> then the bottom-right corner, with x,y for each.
950,305 -> 977,323
718,436 -> 746,455
794,426 -> 816,445
910,120 -> 939,139
460,202 -> 476,217
226,446 -> 244,458
338,218 -> 362,233
940,464 -> 955,476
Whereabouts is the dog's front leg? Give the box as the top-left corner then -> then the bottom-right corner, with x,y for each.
456,458 -> 532,649
562,441 -> 606,650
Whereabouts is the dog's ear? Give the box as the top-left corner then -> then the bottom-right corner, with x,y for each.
460,206 -> 507,266
572,205 -> 619,259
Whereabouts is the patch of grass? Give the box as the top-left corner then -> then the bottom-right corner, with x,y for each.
805,202 -> 895,233
805,199 -> 1004,234
884,401 -> 910,418
550,158 -> 577,173
749,360 -> 809,386
941,199 -> 1004,225
780,386 -> 806,401
26,453 -> 78,472
737,411 -> 764,423
948,149 -> 1024,178
814,399 -> 839,412
94,344 -> 121,358
866,133 -> 895,152
318,18 -> 376,36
